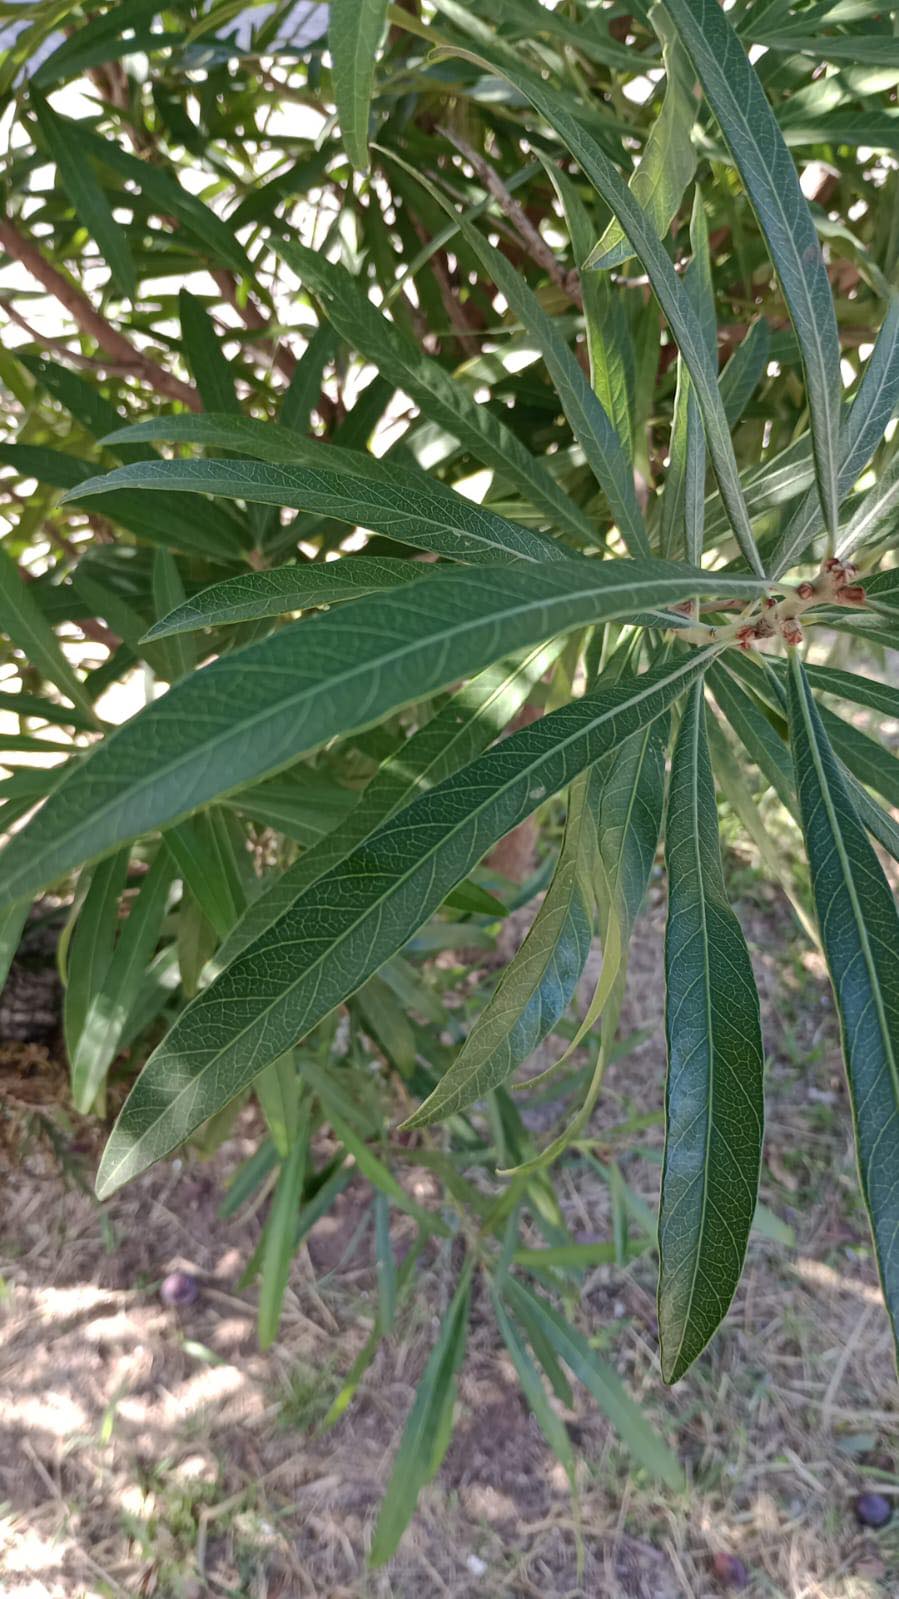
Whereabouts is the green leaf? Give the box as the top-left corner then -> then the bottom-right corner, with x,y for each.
786,652 -> 899,1357
31,87 -> 136,298
330,0 -> 389,171
216,642 -> 563,970
71,848 -> 174,1114
719,319 -> 770,428
836,447 -> 899,563
402,770 -> 595,1127
587,5 -> 697,271
0,900 -> 27,1002
818,704 -> 899,813
0,560 -> 764,907
444,48 -> 764,576
179,290 -> 240,415
767,659 -> 899,724
258,1118 -> 309,1348
490,1286 -> 576,1489
770,293 -> 899,577
660,189 -> 714,566
152,550 -> 196,682
543,158 -> 633,456
74,121 -> 252,275
74,440 -> 566,567
95,645 -> 718,1197
272,239 -> 597,545
0,543 -> 96,728
164,810 -> 246,939
369,1263 -> 472,1566
865,564 -> 899,623
0,443 -> 247,563
503,1275 -> 683,1489
279,325 -> 337,432
63,849 -> 129,1063
662,0 -> 842,539
146,557 -> 429,639
382,151 -> 650,557
659,679 -> 764,1383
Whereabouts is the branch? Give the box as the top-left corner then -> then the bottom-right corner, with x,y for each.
437,127 -> 583,309
0,218 -> 200,410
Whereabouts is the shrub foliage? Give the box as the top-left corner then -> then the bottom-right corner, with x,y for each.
1,0 -> 899,1555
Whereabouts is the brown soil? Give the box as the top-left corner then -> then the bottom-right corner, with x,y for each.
1,886 -> 897,1598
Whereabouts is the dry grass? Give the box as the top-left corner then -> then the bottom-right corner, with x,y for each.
1,886 -> 898,1598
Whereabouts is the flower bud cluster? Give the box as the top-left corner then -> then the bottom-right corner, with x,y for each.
671,559 -> 866,652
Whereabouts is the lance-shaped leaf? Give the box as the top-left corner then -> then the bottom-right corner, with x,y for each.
662,0 -> 841,539
382,151 -> 650,557
770,293 -> 899,577
719,319 -> 770,429
95,646 -> 717,1198
179,289 -> 240,415
0,560 -> 764,908
0,542 -> 96,725
147,557 -> 429,640
63,849 -> 129,1063
31,87 -> 136,299
216,642 -> 563,970
74,442 -> 566,567
660,189 -> 715,566
836,447 -> 899,563
271,240 -> 595,545
71,848 -> 174,1114
587,5 -> 697,271
369,1263 -> 472,1566
786,653 -> 899,1355
330,0 -> 388,171
402,771 -> 596,1128
503,1275 -> 683,1488
543,158 -> 634,455
865,565 -> 899,622
443,47 -> 764,577
659,679 -> 764,1383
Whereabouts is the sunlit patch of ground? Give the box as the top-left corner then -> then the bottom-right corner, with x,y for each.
1,887 -> 898,1597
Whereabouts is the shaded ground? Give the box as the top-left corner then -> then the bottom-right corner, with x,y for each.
1,883 -> 898,1598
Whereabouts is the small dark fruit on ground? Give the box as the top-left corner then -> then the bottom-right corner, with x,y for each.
160,1270 -> 199,1307
711,1551 -> 749,1588
854,1492 -> 892,1529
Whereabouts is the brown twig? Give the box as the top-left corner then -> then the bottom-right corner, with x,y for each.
436,126 -> 583,308
211,269 -> 298,381
405,214 -> 480,356
0,217 -> 200,409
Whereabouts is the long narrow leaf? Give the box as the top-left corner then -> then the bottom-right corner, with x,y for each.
659,679 -> 764,1382
786,653 -> 899,1355
442,48 -> 765,576
663,0 -> 842,538
0,561 -> 764,907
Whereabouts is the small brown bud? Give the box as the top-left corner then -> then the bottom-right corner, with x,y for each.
796,582 -> 815,600
781,617 -> 804,646
762,595 -> 777,610
753,614 -> 775,639
836,584 -> 866,606
736,624 -> 757,650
